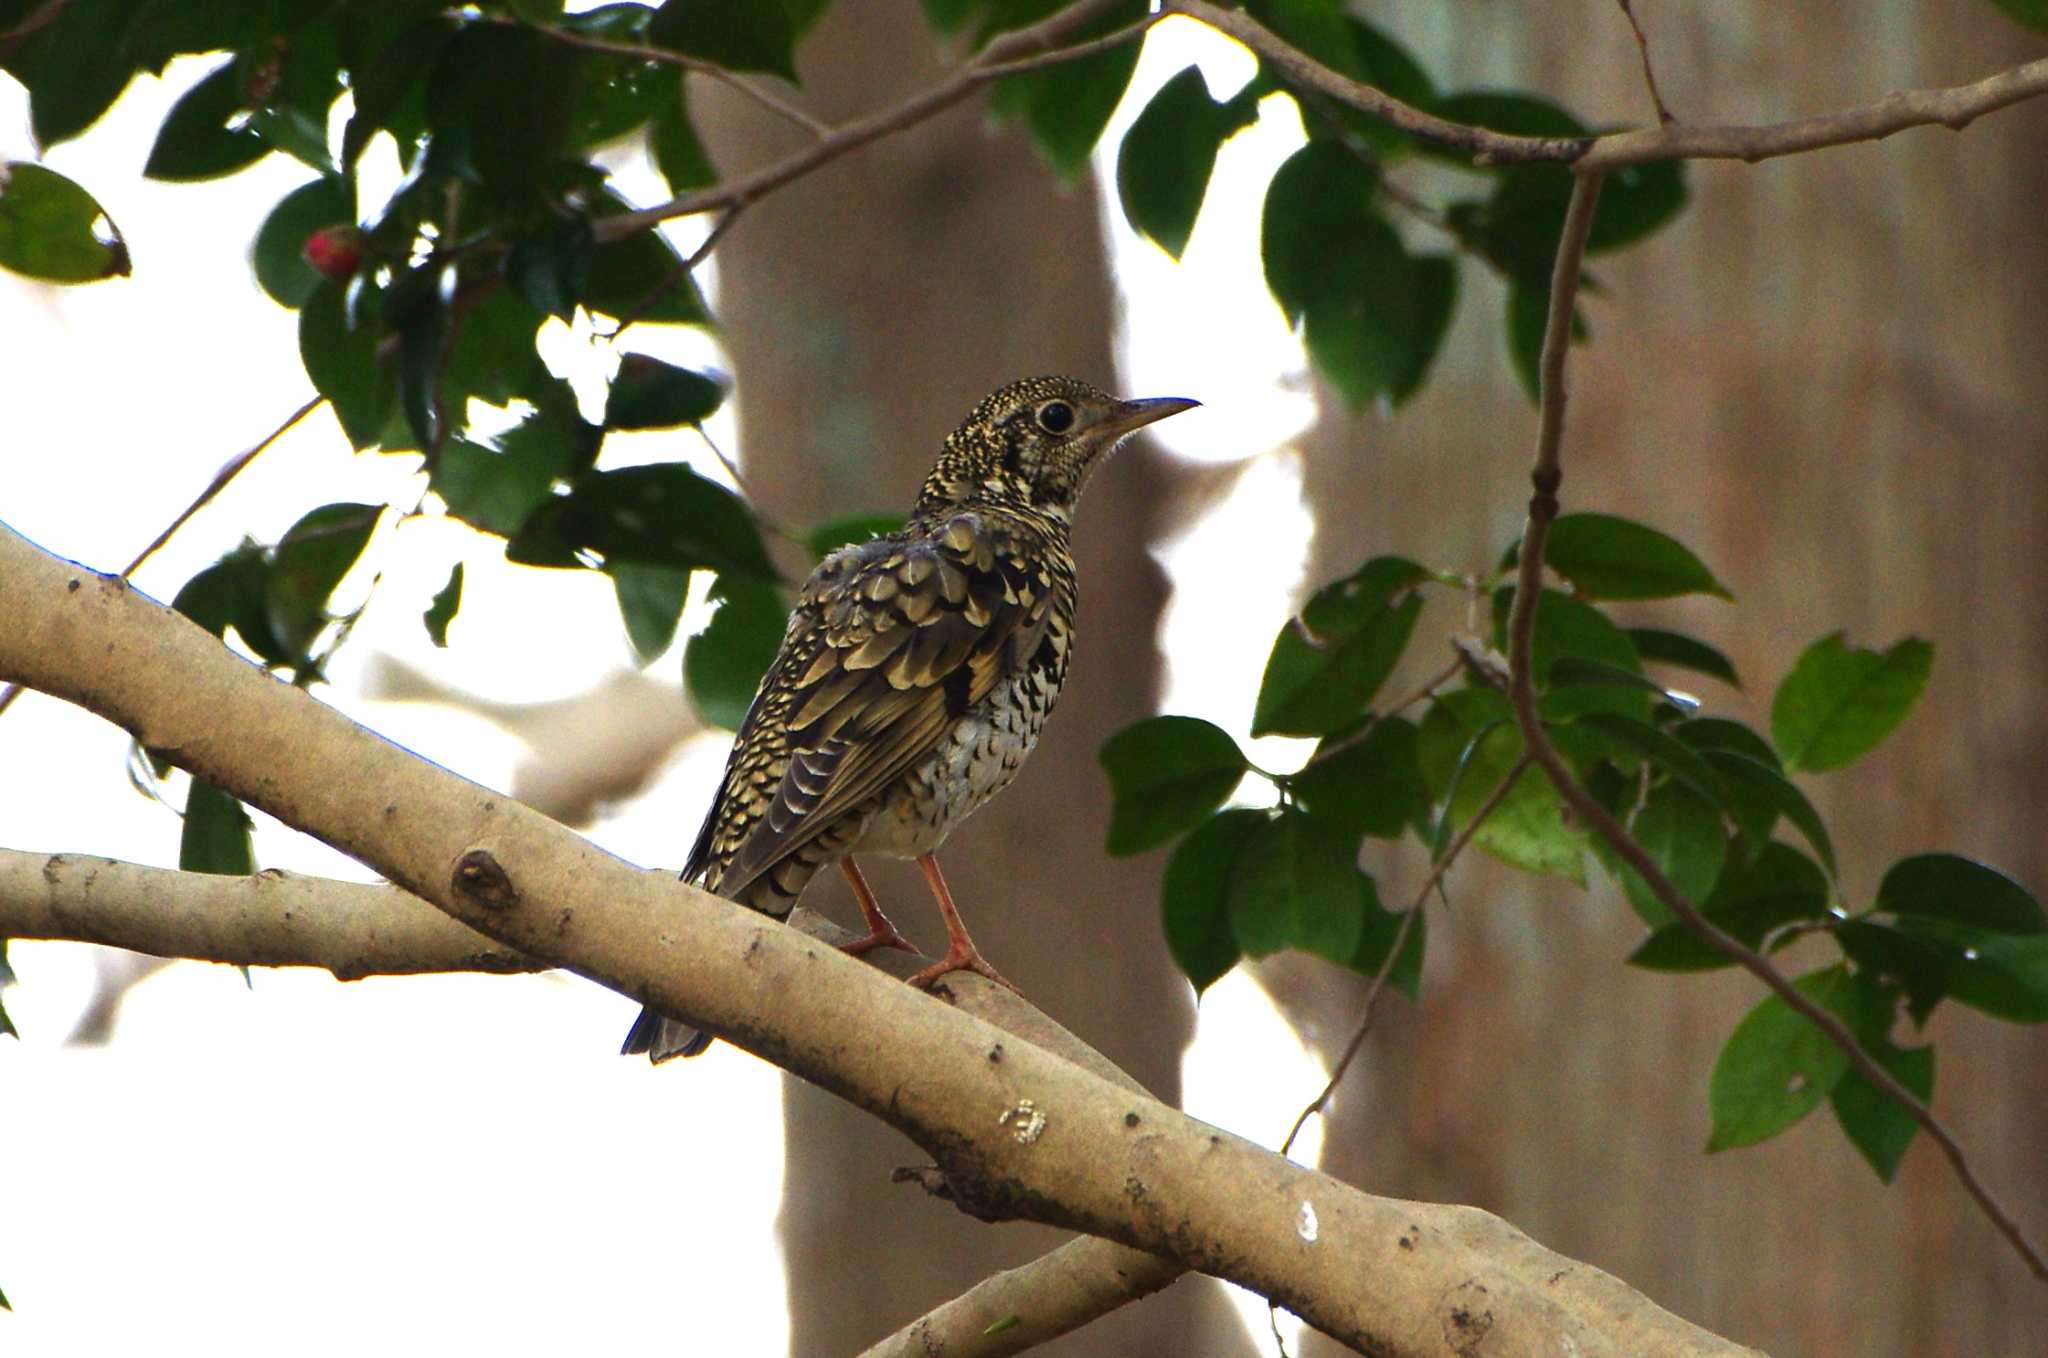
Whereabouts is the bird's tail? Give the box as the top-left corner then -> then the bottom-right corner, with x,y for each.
621,1005 -> 713,1063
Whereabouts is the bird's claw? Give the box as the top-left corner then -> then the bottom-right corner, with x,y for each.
907,946 -> 1020,995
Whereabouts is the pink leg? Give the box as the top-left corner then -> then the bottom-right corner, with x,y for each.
836,858 -> 915,957
904,854 -> 1020,993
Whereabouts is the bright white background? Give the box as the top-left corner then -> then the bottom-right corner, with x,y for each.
1,16 -> 1359,1353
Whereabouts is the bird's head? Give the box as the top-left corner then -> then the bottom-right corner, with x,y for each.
915,376 -> 1197,523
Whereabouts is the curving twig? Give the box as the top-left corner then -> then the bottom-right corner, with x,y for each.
1502,173 -> 2047,1283
1614,0 -> 1674,125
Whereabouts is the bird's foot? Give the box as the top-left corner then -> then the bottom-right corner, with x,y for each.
838,922 -> 917,958
906,942 -> 1020,995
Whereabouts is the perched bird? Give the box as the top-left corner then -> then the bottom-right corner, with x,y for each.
624,376 -> 1197,1062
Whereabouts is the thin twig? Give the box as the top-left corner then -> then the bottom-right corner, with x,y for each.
597,203 -> 746,339
0,394 -> 325,723
589,0 -> 1161,243
1296,658 -> 1461,773
1503,173 -> 2048,1282
469,10 -> 829,139
1277,756 -> 1532,1158
1614,0 -> 1674,125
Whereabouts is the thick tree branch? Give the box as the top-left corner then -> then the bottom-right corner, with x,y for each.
1502,175 -> 2048,1283
0,523 -> 1763,1357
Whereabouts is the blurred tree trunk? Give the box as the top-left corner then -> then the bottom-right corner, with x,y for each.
696,4 -> 1241,1353
1281,5 -> 2048,1356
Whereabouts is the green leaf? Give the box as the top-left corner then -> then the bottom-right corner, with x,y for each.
1831,1036 -> 1933,1183
1629,841 -> 1831,972
1349,875 -> 1424,999
1253,556 -> 1425,737
1700,748 -> 1837,877
650,83 -> 718,193
1419,694 -> 1583,881
298,278 -> 392,449
507,216 -> 595,320
0,161 -> 131,283
1495,587 -> 1646,717
583,190 -> 714,325
1770,632 -> 1933,772
1504,277 -> 1548,403
1876,853 -> 2043,935
1609,780 -> 1728,927
684,576 -> 786,729
1890,918 -> 2048,1023
1674,716 -> 1778,767
266,502 -> 380,662
251,175 -> 353,307
172,547 -> 290,663
2,0 -> 148,145
1099,716 -> 1248,855
1228,808 -> 1367,965
987,0 -> 1145,179
423,561 -> 464,647
1627,627 -> 1740,687
440,289 -> 549,410
562,7 -> 678,148
339,14 -> 455,170
1837,920 -> 1949,1026
182,778 -> 255,876
1115,66 -> 1257,259
432,382 -> 600,534
1539,512 -> 1731,601
145,59 -> 271,181
1262,139 -> 1373,325
1161,808 -> 1264,994
1985,1 -> 2048,34
604,354 -> 728,429
649,0 -> 799,80
1707,966 -> 1855,1152
1289,715 -> 1431,842
1574,711 -> 1726,809
612,562 -> 691,664
425,24 -> 579,192
389,264 -> 450,451
509,464 -> 775,578
805,513 -> 901,560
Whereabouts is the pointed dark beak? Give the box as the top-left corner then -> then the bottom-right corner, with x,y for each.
1095,395 -> 1200,442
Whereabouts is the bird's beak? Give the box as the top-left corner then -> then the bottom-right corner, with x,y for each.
1095,395 -> 1200,442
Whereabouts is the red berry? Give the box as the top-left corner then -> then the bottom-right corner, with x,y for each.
302,226 -> 363,280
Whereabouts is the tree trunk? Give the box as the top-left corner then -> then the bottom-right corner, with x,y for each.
696,5 -> 1240,1352
1286,6 -> 2048,1356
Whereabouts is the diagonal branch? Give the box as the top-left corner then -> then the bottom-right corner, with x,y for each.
0,522 -> 1765,1357
1500,173 -> 2048,1284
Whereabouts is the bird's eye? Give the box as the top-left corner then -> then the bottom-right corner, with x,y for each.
1035,400 -> 1076,434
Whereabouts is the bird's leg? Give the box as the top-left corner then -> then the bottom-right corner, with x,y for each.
904,854 -> 1020,993
836,857 -> 916,956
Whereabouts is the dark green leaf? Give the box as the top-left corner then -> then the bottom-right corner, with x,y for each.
1419,692 -> 1583,881
650,0 -> 799,80
1495,586 -> 1646,716
6,0 -> 148,146
604,354 -> 728,428
1628,627 -> 1740,687
431,382 -> 599,534
389,264 -> 450,450
144,59 -> 271,181
425,25 -> 579,192
1504,277 -> 1547,403
298,278 -> 392,449
1700,748 -> 1837,877
1630,841 -> 1830,971
340,15 -> 454,170
1891,918 -> 2048,1023
1707,966 -> 1855,1151
1838,920 -> 1950,1026
613,562 -> 691,664
1876,853 -> 2044,935
1348,875 -> 1424,999
1228,807 -> 1367,964
1831,1035 -> 1932,1183
1290,715 -> 1431,842
507,216 -> 596,320
1582,157 -> 1687,254
1253,556 -> 1426,737
1674,716 -> 1778,767
1984,1 -> 2048,34
510,464 -> 774,578
684,576 -> 786,729
0,161 -> 130,283
423,561 -> 463,647
1771,632 -> 1934,772
1575,711 -> 1726,809
1100,716 -> 1248,855
252,175 -> 352,306
266,502 -> 380,660
441,289 -> 549,410
172,547 -> 289,663
650,83 -> 718,193
584,190 -> 714,325
1115,65 -> 1257,259
563,8 -> 678,148
1161,808 -> 1264,993
1263,139 -> 1375,326
1609,780 -> 1727,927
986,0 -> 1145,179
1540,512 -> 1730,601
182,778 -> 255,876
805,513 -> 901,560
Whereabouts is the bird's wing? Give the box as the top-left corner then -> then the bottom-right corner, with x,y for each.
705,512 -> 1059,900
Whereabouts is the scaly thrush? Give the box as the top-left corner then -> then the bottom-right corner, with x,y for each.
623,376 -> 1197,1061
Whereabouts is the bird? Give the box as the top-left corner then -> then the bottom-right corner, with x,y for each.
623,375 -> 1197,1062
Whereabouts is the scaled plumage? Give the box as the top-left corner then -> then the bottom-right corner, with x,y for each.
624,376 -> 1196,1062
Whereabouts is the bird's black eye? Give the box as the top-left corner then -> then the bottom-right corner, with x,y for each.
1035,399 -> 1076,434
